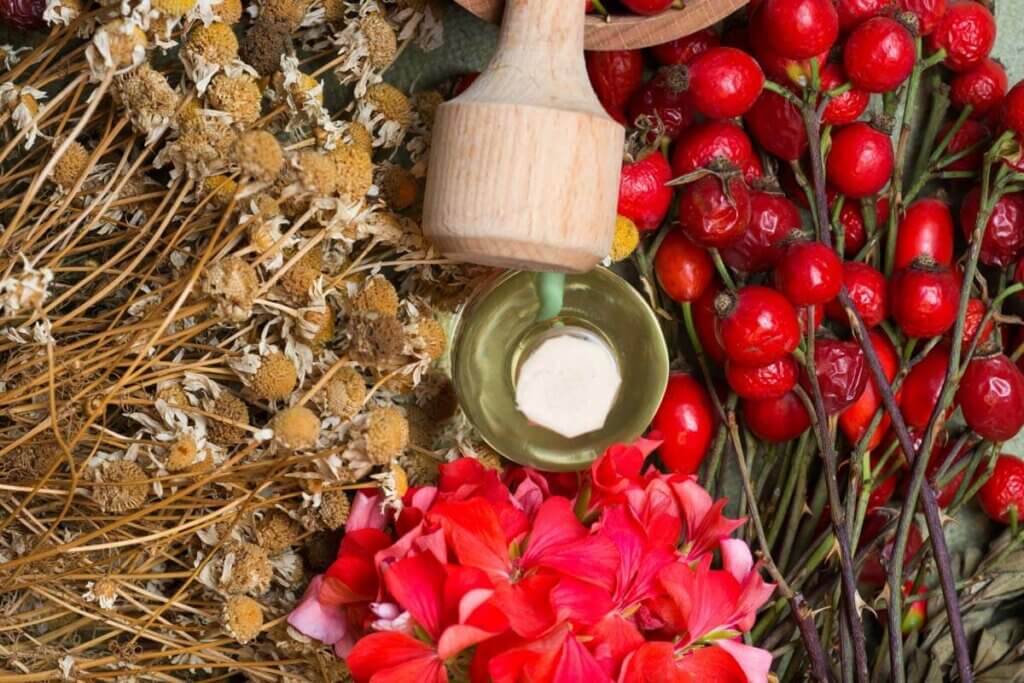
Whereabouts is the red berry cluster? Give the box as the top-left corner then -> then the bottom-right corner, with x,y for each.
587,0 -> 1024,531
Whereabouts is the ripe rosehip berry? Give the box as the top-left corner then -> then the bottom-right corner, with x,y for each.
900,345 -> 950,428
827,123 -> 894,198
890,258 -> 960,338
901,582 -> 929,634
627,66 -> 696,141
721,191 -> 802,272
895,198 -> 956,270
802,338 -> 869,414
651,373 -> 716,475
826,261 -> 888,327
950,58 -> 1008,118
939,119 -> 990,172
898,0 -> 947,35
715,285 -> 801,366
677,173 -> 752,248
960,187 -> 1024,267
837,196 -> 889,257
837,0 -> 893,32
759,0 -> 839,60
774,240 -> 843,306
867,451 -> 902,511
621,0 -> 674,16
744,89 -> 808,161
0,0 -> 45,29
843,17 -> 916,93
655,230 -> 713,303
957,352 -> 1024,442
957,298 -> 995,348
743,390 -> 811,442
671,120 -> 763,183
694,283 -> 728,364
748,27 -> 827,88
840,330 -> 898,449
617,150 -> 674,232
1003,82 -> 1024,141
586,50 -> 646,124
979,455 -> 1024,524
798,302 -> 827,335
687,47 -> 765,119
929,0 -> 997,73
726,356 -> 799,400
819,63 -> 871,126
650,28 -> 720,66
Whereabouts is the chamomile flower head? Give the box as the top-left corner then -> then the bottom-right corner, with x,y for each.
301,305 -> 335,349
240,19 -> 293,77
223,542 -> 272,595
115,64 -> 177,145
202,174 -> 238,208
234,130 -> 284,182
185,22 -> 239,67
88,20 -> 148,77
325,367 -> 366,419
153,0 -> 198,17
43,0 -> 81,26
208,391 -> 250,445
415,371 -> 458,421
207,73 -> 263,126
215,0 -> 243,23
51,139 -> 90,191
379,163 -> 418,210
405,405 -> 438,450
85,578 -> 119,609
317,490 -> 350,530
412,89 -> 444,127
156,383 -> 190,409
261,0 -> 310,31
348,313 -> 406,366
279,248 -> 322,301
329,142 -> 374,201
249,351 -> 298,401
166,434 -> 199,472
0,441 -> 58,483
366,406 -> 409,465
610,215 -> 639,262
93,461 -> 149,513
255,510 -> 301,554
223,595 -> 263,644
413,316 -> 446,361
350,275 -> 398,316
271,405 -> 320,450
203,256 -> 258,322
360,12 -> 398,70
293,150 -> 339,196
346,121 -> 373,154
403,449 -> 440,487
364,82 -> 412,128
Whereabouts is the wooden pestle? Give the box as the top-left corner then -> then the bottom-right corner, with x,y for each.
422,0 -> 625,273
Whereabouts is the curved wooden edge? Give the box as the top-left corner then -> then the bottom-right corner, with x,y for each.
454,0 -> 750,50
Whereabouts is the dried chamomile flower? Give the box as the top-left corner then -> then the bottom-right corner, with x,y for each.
405,405 -> 437,450
234,130 -> 284,182
346,121 -> 373,154
350,274 -> 398,316
245,199 -> 286,254
294,150 -> 339,196
93,461 -> 149,513
403,449 -> 440,487
279,248 -> 323,300
325,367 -> 366,419
241,19 -> 293,77
348,313 -> 406,366
412,89 -> 444,127
361,12 -> 398,70
301,305 -> 335,349
271,405 -> 320,450
51,139 -> 90,191
318,490 -> 350,530
215,0 -> 243,23
413,316 -> 446,361
249,351 -> 298,401
0,83 -> 44,149
208,392 -> 250,445
379,163 -> 418,210
88,20 -> 148,77
85,578 -> 119,609
366,406 -> 409,465
261,0 -> 310,31
0,441 -> 58,483
472,443 -> 506,471
166,434 -> 199,472
207,73 -> 263,126
152,0 -> 198,17
329,142 -> 374,202
44,0 -> 81,26
610,215 -> 639,262
159,107 -> 236,177
185,22 -> 239,66
115,64 -> 177,145
415,372 -> 458,422
223,542 -> 272,595
202,174 -> 238,208
156,382 -> 190,408
203,256 -> 258,322
223,595 -> 263,644
373,365 -> 415,396
255,510 -> 302,554
364,82 -> 413,128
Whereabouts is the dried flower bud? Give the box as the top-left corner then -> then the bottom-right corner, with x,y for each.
261,0 -> 309,31
166,434 -> 198,472
241,19 -> 293,77
404,449 -> 441,486
325,367 -> 366,419
346,122 -> 373,154
413,90 -> 444,126
365,82 -> 412,128
350,275 -> 399,316
51,139 -> 90,190
203,256 -> 258,322
208,392 -> 250,445
152,0 -> 198,17
223,542 -> 272,595
271,405 -> 320,450
473,444 -> 506,471
185,22 -> 239,66
255,510 -> 301,554
366,406 -> 409,465
318,490 -> 351,530
295,150 -> 339,195
223,595 -> 263,644
414,317 -> 446,360
116,64 -> 177,139
348,313 -> 405,366
202,174 -> 238,208
216,0 -> 243,23
278,248 -> 322,301
234,130 -> 284,182
93,461 -> 148,513
250,351 -> 297,400
379,164 -> 418,210
208,74 -> 263,126
329,142 -> 374,201
361,12 -> 397,70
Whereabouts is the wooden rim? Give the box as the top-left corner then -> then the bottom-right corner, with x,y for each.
453,0 -> 750,50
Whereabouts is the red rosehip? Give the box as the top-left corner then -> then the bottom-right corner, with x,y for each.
979,455 -> 1024,524
867,451 -> 901,511
826,261 -> 888,327
819,63 -> 871,126
715,285 -> 801,366
0,0 -> 45,30
621,0 -> 674,16
900,345 -> 950,428
837,197 -> 889,257
957,352 -> 1024,442
650,28 -> 720,66
651,373 -> 716,475
798,302 -> 827,335
655,230 -> 713,303
939,119 -> 990,172
775,240 -> 843,306
843,17 -> 916,93
687,47 -> 765,119
837,0 -> 893,32
671,120 -> 763,183
694,283 -> 728,364
721,191 -> 802,272
627,66 -> 696,141
901,582 -> 929,634
826,123 -> 894,198
960,187 -> 1024,268
929,0 -> 997,73
677,173 -> 752,248
801,338 -> 869,414
743,390 -> 811,442
759,0 -> 839,60
894,197 -> 956,270
586,50 -> 646,124
890,258 -> 960,338
726,356 -> 799,400
957,298 -> 995,348
748,25 -> 827,88
1003,82 -> 1024,141
950,58 -> 1008,118
914,440 -> 966,508
898,0 -> 947,35
840,330 -> 898,449
744,89 -> 808,161
617,150 -> 674,232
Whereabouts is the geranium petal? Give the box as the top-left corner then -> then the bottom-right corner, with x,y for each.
536,534 -> 619,592
714,640 -> 772,683
382,553 -> 446,641
521,497 -> 587,567
429,498 -> 511,581
287,575 -> 349,645
589,613 -> 645,677
552,632 -> 613,683
492,574 -> 558,638
347,492 -> 389,532
346,632 -> 436,682
549,576 -> 614,627
437,623 -> 501,661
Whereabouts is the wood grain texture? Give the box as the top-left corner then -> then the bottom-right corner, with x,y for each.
455,0 -> 750,50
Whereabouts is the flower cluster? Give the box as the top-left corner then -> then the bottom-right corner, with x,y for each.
288,441 -> 775,682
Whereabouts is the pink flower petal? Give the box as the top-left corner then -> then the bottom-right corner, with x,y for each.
715,639 -> 773,683
346,492 -> 388,532
287,575 -> 349,645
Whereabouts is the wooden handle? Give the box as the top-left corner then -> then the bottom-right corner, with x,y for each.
497,0 -> 584,65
